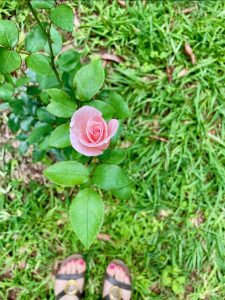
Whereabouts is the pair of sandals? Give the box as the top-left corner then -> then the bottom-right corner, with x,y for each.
55,254 -> 132,300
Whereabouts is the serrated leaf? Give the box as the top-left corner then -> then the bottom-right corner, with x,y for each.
100,148 -> 126,164
46,102 -> 74,118
8,113 -> 20,133
44,161 -> 89,186
0,49 -> 21,73
74,59 -> 105,101
20,116 -> 34,131
27,123 -> 51,144
46,88 -> 76,118
25,25 -> 47,53
36,73 -> 59,89
57,49 -> 80,72
50,4 -> 73,32
26,54 -> 52,75
31,0 -> 55,9
44,26 -> 62,56
36,107 -> 56,123
70,188 -> 104,248
88,100 -> 115,120
100,91 -> 130,119
49,123 -> 70,148
112,184 -> 132,200
0,20 -> 19,48
93,164 -> 131,190
0,82 -> 14,101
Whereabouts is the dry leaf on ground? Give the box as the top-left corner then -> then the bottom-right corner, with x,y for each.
97,233 -> 111,241
178,68 -> 189,77
166,66 -> 174,83
117,0 -> 126,7
182,6 -> 197,14
100,53 -> 124,64
184,42 -> 196,64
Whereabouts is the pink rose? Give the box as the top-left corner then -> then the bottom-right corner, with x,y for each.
70,106 -> 119,156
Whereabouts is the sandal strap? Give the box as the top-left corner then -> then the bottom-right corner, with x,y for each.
56,272 -> 85,280
105,273 -> 132,291
56,289 -> 83,300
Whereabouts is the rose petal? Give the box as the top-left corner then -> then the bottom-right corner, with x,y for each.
86,119 -> 104,143
97,140 -> 110,150
70,130 -> 103,156
108,119 -> 119,138
79,133 -> 111,147
70,106 -> 102,134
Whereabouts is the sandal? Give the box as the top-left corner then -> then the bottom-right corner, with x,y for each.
103,259 -> 132,300
55,254 -> 86,300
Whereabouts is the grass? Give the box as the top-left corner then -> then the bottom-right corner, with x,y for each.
1,0 -> 225,299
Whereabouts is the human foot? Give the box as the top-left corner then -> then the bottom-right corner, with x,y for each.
54,254 -> 86,300
102,260 -> 132,300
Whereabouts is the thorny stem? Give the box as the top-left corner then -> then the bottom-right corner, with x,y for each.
26,0 -> 62,86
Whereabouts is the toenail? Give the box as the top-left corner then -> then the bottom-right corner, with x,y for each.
79,259 -> 84,265
110,263 -> 116,269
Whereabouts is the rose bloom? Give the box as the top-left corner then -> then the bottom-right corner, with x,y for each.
70,106 -> 119,156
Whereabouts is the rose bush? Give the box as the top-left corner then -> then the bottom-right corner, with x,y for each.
0,0 -> 132,248
70,106 -> 119,156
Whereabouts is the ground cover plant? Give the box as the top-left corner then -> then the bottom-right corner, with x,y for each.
1,0 -> 225,299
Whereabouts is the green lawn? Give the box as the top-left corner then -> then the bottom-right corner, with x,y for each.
1,1 -> 225,299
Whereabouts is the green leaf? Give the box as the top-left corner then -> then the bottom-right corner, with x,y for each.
93,164 -> 131,190
27,123 -> 51,144
100,149 -> 126,164
15,76 -> 29,87
9,99 -> 25,115
100,91 -> 130,119
0,82 -> 14,101
50,4 -> 73,32
46,88 -> 74,107
46,88 -> 76,118
49,123 -> 70,148
26,54 -> 52,75
0,49 -> 21,73
8,113 -> 20,133
44,26 -> 62,56
36,107 -> 56,123
46,102 -> 73,118
57,49 -> 80,72
36,73 -> 58,89
31,0 -> 55,9
74,59 -> 105,101
112,185 -> 132,201
39,135 -> 50,150
25,25 -> 47,53
88,100 -> 115,120
0,20 -> 19,48
69,188 -> 104,248
32,147 -> 45,162
20,116 -> 34,131
44,161 -> 89,186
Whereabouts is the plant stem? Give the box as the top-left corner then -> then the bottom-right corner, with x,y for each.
26,0 -> 62,86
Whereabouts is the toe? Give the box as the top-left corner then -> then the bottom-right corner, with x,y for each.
107,262 -> 116,277
58,264 -> 65,274
66,260 -> 72,274
77,258 -> 86,273
114,264 -> 121,280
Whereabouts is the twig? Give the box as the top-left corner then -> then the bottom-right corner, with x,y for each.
26,0 -> 62,86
